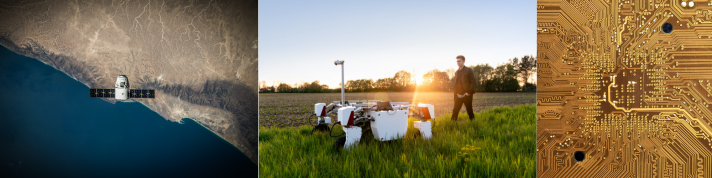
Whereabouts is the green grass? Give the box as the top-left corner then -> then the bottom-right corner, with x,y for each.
259,104 -> 536,177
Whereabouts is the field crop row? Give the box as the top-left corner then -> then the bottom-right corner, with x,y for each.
259,92 -> 536,128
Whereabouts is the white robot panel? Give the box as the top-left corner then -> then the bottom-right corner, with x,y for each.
337,107 -> 355,126
369,110 -> 409,141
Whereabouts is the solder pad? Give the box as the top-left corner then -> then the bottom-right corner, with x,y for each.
538,0 -> 712,177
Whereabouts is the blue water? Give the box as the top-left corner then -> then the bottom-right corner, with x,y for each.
0,45 -> 257,177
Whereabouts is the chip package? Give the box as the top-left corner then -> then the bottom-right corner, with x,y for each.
538,0 -> 712,177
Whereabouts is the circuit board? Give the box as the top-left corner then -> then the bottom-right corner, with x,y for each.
538,0 -> 712,177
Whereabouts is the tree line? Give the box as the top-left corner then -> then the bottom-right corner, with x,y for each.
259,55 -> 536,93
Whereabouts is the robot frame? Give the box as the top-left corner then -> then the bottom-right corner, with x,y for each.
310,60 -> 436,149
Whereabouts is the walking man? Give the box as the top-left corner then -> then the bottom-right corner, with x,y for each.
451,55 -> 475,120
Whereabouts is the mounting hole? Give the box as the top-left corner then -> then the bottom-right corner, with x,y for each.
662,23 -> 673,34
574,151 -> 585,162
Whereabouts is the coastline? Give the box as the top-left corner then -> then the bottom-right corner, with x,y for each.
0,38 -> 257,164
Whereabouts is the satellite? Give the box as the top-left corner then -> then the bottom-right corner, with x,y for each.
89,75 -> 155,100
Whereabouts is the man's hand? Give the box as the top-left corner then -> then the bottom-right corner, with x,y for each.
464,93 -> 469,96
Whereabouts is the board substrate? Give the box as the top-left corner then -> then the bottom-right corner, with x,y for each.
538,0 -> 712,177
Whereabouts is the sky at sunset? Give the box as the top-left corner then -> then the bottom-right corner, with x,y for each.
259,0 -> 536,88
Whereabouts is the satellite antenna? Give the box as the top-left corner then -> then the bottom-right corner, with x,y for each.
89,75 -> 155,100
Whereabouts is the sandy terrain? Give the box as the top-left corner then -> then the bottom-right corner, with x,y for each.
0,0 -> 258,163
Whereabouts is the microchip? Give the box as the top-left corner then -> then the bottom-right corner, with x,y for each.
538,0 -> 712,177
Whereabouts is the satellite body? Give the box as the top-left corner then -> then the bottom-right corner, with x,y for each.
114,75 -> 129,100
90,75 -> 155,99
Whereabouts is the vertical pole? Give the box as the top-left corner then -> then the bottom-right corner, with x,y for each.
341,63 -> 345,105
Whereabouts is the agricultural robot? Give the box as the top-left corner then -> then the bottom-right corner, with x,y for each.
311,60 -> 436,149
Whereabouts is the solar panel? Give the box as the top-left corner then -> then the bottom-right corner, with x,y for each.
90,89 -> 115,97
91,88 -> 155,99
102,89 -> 110,98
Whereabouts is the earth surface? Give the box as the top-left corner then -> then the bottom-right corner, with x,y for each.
0,0 -> 258,163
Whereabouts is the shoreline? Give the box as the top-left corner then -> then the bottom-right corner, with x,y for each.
0,41 -> 256,164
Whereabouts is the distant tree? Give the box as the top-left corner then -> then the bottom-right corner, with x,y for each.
530,56 -> 538,85
422,69 -> 450,91
393,70 -> 413,91
346,79 -> 373,92
485,77 -> 498,92
277,83 -> 292,93
259,81 -> 275,93
361,79 -> 374,92
513,55 -> 537,86
291,81 -> 325,93
487,63 -> 520,92
444,68 -> 456,79
345,80 -> 356,91
471,64 -> 494,92
275,55 -> 531,93
309,81 -> 322,93
523,83 -> 537,91
260,81 -> 267,89
502,77 -> 520,92
295,82 -> 307,93
374,77 -> 395,91
259,86 -> 275,93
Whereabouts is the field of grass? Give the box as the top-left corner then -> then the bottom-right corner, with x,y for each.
259,92 -> 536,128
259,104 -> 536,177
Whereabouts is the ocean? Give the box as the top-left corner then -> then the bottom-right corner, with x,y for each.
0,45 -> 257,177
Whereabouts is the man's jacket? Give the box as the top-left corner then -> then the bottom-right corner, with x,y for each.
453,66 -> 476,95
